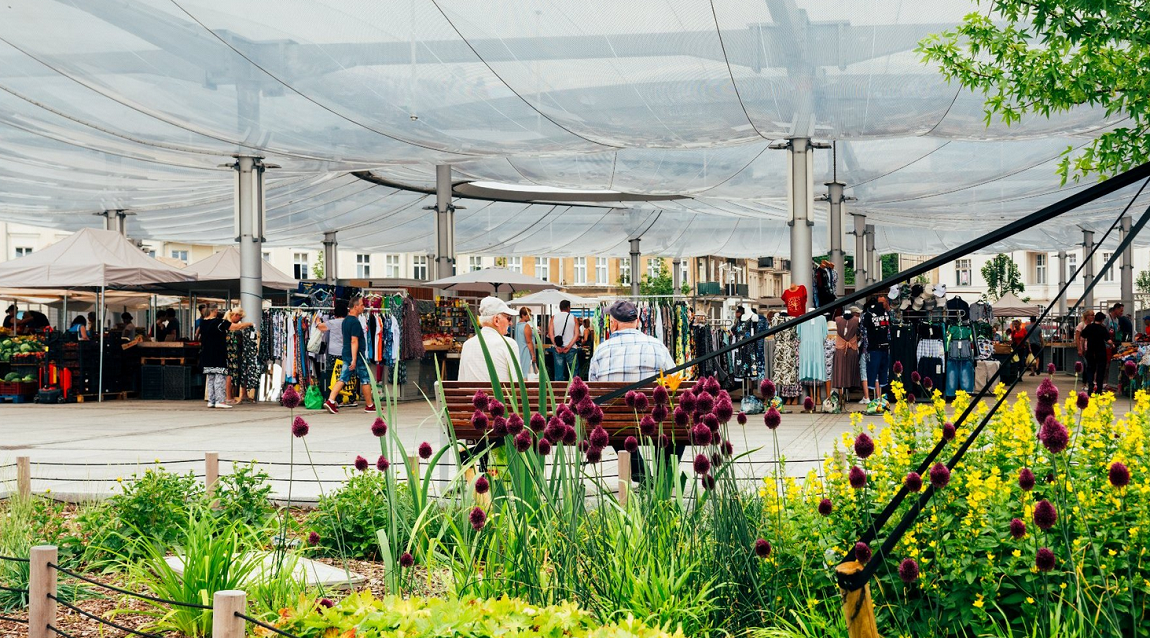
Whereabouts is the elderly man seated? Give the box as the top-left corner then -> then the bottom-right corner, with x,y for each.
588,300 -> 675,382
458,297 -> 520,383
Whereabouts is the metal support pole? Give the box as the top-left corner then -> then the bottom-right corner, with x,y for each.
629,238 -> 641,297
322,231 -> 338,285
826,181 -> 847,296
1082,230 -> 1095,311
851,214 -> 867,288
787,138 -> 814,293
434,165 -> 455,280
98,285 -> 105,402
96,210 -> 129,235
864,224 -> 876,285
234,156 -> 266,335
672,258 -> 682,294
1057,251 -> 1069,319
1120,215 -> 1134,313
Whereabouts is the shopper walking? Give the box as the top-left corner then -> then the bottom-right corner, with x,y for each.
549,300 -> 578,382
317,299 -> 352,405
1080,312 -> 1112,395
324,296 -> 375,414
199,304 -> 254,409
514,306 -> 537,377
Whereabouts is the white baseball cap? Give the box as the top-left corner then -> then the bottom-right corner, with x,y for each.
478,296 -> 515,320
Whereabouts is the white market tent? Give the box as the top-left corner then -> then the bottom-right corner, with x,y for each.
0,1 -> 1142,259
0,229 -> 196,289
509,290 -> 597,307
427,268 -> 557,294
992,293 -> 1043,319
181,247 -> 297,294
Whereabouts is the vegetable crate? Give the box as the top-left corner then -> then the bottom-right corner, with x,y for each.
0,380 -> 37,403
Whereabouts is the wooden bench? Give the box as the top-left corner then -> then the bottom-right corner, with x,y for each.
440,380 -> 697,447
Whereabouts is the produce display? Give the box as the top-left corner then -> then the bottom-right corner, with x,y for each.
0,335 -> 46,363
2,372 -> 37,383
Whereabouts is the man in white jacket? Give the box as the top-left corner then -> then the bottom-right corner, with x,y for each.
458,297 -> 520,382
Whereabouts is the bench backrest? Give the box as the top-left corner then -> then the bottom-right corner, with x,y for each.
440,380 -> 697,445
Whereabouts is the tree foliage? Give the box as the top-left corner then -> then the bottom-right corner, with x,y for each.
981,253 -> 1025,301
1136,269 -> 1150,295
918,0 -> 1150,182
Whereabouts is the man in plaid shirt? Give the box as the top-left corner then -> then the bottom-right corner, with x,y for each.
589,300 -> 675,382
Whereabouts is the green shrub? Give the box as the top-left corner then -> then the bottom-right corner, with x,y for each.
306,471 -> 414,560
0,496 -> 84,611
79,467 -> 204,563
213,461 -> 274,529
274,590 -> 684,638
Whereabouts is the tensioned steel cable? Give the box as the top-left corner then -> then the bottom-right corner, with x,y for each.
48,594 -> 164,638
838,189 -> 1150,592
236,611 -> 304,638
593,160 -> 1150,405
49,564 -> 211,610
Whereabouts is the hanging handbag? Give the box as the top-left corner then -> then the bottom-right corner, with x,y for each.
307,323 -> 324,354
303,384 -> 323,410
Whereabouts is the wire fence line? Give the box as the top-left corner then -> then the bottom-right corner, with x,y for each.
49,593 -> 164,638
0,584 -> 28,594
49,563 -> 212,610
237,611 -> 304,638
0,614 -> 28,624
0,555 -> 29,563
47,624 -> 75,637
30,460 -> 200,467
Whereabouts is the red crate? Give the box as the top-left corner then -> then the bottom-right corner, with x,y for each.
0,381 -> 37,397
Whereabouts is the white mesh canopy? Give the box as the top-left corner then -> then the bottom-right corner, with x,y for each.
0,0 -> 1140,256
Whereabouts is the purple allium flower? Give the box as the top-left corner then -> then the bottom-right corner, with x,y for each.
560,405 -> 576,426
701,473 -> 717,490
1109,461 -> 1131,488
1039,416 -> 1069,454
418,441 -> 433,459
529,412 -> 546,432
721,440 -> 733,456
491,416 -> 509,438
854,433 -> 875,459
929,463 -> 950,489
898,558 -> 919,584
942,422 -> 956,442
854,542 -> 872,565
577,399 -> 595,419
590,426 -> 610,448
652,384 -> 669,406
1035,547 -> 1056,572
1019,467 -> 1036,491
923,376 -> 933,390
562,426 -> 578,446
354,455 -> 369,472
507,414 -> 525,435
281,385 -> 301,409
639,415 -> 657,437
715,399 -> 734,423
474,475 -> 489,495
471,410 -> 489,432
292,416 -> 309,438
679,390 -> 697,413
905,472 -> 923,493
893,361 -> 904,376
753,538 -> 772,558
1033,499 -> 1057,531
703,413 -> 720,432
760,379 -> 776,400
469,506 -> 486,530
1074,360 -> 1084,375
717,389 -> 731,404
489,400 -> 506,418
579,439 -> 590,453
307,531 -> 320,546
1035,402 -> 1055,426
586,447 -> 602,464
691,423 -> 713,447
587,406 -> 604,427
736,411 -> 748,425
536,438 -> 551,456
1125,360 -> 1138,378
658,433 -> 671,449
803,396 -> 815,412
569,377 -> 590,403
371,417 -> 387,437
764,407 -> 782,430
693,453 -> 711,475
818,498 -> 833,516
624,391 -> 637,409
651,404 -> 668,423
472,390 -> 490,412
317,598 -> 334,609
1076,391 -> 1090,410
673,407 -> 690,427
910,370 -> 922,384
1037,378 -> 1059,404
1009,518 -> 1026,540
514,430 -> 533,453
624,436 -> 639,454
707,377 -> 723,395
848,466 -> 867,489
399,552 -> 414,568
376,455 -> 390,472
711,452 -> 723,469
696,391 -> 715,414
908,394 -> 916,404
634,392 -> 650,413
544,418 -> 563,443
1047,362 -> 1057,375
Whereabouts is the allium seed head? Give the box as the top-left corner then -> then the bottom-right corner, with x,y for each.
307,531 -> 320,546
418,441 -> 433,459
679,390 -> 697,413
651,404 -> 668,423
760,379 -> 776,400
942,422 -> 956,442
893,361 -> 904,376
1009,518 -> 1026,540
317,598 -> 334,609
736,411 -> 748,425
753,538 -> 772,558
1074,360 -> 1084,374
507,414 -> 525,435
905,472 -> 923,492
292,416 -> 309,438
371,417 -> 387,437
818,498 -> 833,516
281,385 -> 301,409
469,506 -> 486,530
590,426 -> 610,449
472,390 -> 490,412
721,440 -> 734,456
491,416 -> 509,438
703,413 -> 720,432
848,466 -> 866,489
536,438 -> 552,456
354,455 -> 369,472
910,370 -> 922,384
639,415 -> 657,437
908,394 -> 916,404
560,406 -> 576,426
562,426 -> 578,446
634,392 -> 650,413
1033,499 -> 1057,531
1125,360 -> 1138,378
577,399 -> 595,419
624,391 -> 637,408
691,423 -> 713,446
588,406 -> 604,427
1035,547 -> 1056,572
693,453 -> 711,475
1076,391 -> 1090,410
475,475 -> 490,495
514,430 -> 533,452
658,433 -> 671,449
1039,416 -> 1069,454
489,400 -> 506,418
399,552 -> 414,568
1109,461 -> 1131,488
764,406 -> 782,430
1036,378 -> 1059,404
696,391 -> 715,414
376,456 -> 389,472
803,396 -> 815,412
700,474 -> 716,490
586,447 -> 602,464
674,407 -> 690,427
1035,402 -> 1054,426
898,558 -> 919,584
471,410 -> 489,431
854,542 -> 872,565
652,384 -> 669,406
624,436 -> 639,454
1019,467 -> 1036,491
569,377 -> 590,402
711,452 -> 723,469
929,463 -> 950,489
714,399 -> 734,423
854,432 -> 875,459
1047,362 -> 1057,375
923,376 -> 933,390
529,412 -> 546,432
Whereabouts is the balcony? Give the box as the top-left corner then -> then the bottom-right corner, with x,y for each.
697,282 -> 748,297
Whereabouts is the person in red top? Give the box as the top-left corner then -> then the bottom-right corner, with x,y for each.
781,284 -> 808,317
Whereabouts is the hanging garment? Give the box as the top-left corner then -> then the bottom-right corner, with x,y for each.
400,296 -> 425,361
798,315 -> 828,382
824,320 -> 836,381
833,316 -> 861,389
238,326 -> 261,390
771,314 -> 801,396
889,324 -> 918,387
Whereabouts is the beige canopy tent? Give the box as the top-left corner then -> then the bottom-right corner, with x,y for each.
508,289 -> 597,307
992,293 -> 1043,318
427,268 -> 557,294
180,247 -> 297,295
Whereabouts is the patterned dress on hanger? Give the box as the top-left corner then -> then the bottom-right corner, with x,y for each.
238,326 -> 262,390
226,331 -> 242,379
770,313 -> 801,397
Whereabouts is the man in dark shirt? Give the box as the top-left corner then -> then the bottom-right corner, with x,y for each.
1080,312 -> 1112,395
323,296 -> 374,414
3,305 -> 15,331
161,308 -> 181,341
20,310 -> 50,334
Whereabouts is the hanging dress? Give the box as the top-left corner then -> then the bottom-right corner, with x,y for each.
833,316 -> 861,389
771,313 -> 801,397
798,315 -> 828,382
238,326 -> 262,390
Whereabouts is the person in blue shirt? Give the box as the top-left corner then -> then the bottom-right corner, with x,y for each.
324,296 -> 375,414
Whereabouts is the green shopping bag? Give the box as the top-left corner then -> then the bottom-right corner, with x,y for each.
303,384 -> 323,410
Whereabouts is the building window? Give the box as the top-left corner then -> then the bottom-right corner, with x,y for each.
14,246 -> 32,258
293,253 -> 309,280
169,249 -> 189,264
647,258 -> 659,280
384,255 -> 400,278
145,250 -> 156,258
1067,254 -> 1077,280
262,251 -> 271,262
469,256 -> 483,272
955,258 -> 971,286
1035,253 -> 1047,285
573,257 -> 587,284
619,258 -> 631,284
506,257 -> 522,273
1102,253 -> 1114,282
595,257 -> 608,284
535,257 -> 549,281
356,254 -> 371,278
412,255 -> 428,280
679,260 -> 688,287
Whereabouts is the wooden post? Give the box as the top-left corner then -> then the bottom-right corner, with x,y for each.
836,561 -> 880,638
617,450 -> 631,507
407,454 -> 420,494
28,545 -> 57,638
212,590 -> 246,638
204,452 -> 219,496
16,456 -> 30,499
